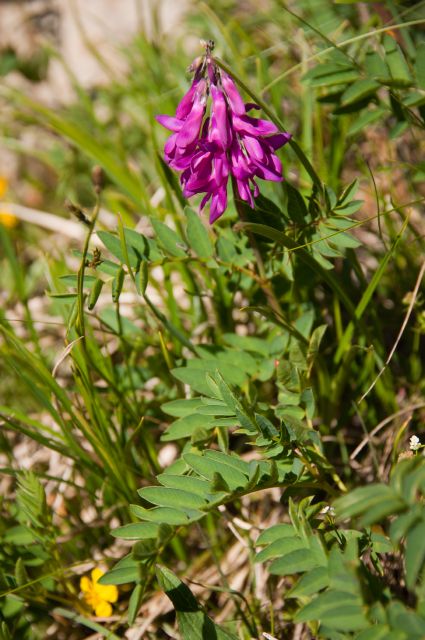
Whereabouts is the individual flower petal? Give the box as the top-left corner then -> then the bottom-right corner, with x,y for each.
243,135 -> 266,162
97,583 -> 119,604
210,85 -> 231,149
80,576 -> 91,593
251,150 -> 283,181
95,601 -> 113,618
230,141 -> 251,179
209,185 -> 228,223
175,100 -> 206,149
266,132 -> 292,150
221,72 -> 245,115
175,78 -> 200,119
232,113 -> 279,136
155,114 -> 183,132
91,568 -> 105,583
236,178 -> 254,207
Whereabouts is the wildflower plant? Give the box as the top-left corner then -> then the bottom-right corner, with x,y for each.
157,40 -> 291,222
409,435 -> 422,452
0,2 -> 425,639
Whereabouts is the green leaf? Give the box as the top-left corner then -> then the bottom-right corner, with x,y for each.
129,504 -> 204,525
308,325 -> 327,363
269,548 -> 324,575
341,78 -> 380,106
397,458 -> 425,505
403,92 -> 425,108
383,34 -> 412,87
156,566 -> 239,640
128,583 -> 143,625
138,486 -> 207,510
151,219 -> 187,257
222,333 -> 269,356
3,525 -> 36,546
170,366 -> 218,397
415,42 -> 425,90
156,474 -> 211,497
111,522 -> 160,540
256,536 -> 305,563
304,62 -> 354,80
337,178 -> 359,206
196,403 -> 235,416
255,413 -> 278,439
295,591 -> 367,631
256,524 -> 295,545
288,566 -> 329,598
282,183 -> 308,224
347,107 -> 388,136
334,484 -> 405,525
355,626 -> 399,640
161,413 -> 216,441
204,449 -> 250,475
389,506 -> 422,545
97,230 -> 139,267
217,235 -> 238,263
161,398 -> 204,417
184,452 -> 248,491
185,207 -> 214,259
15,558 -> 29,587
388,602 -> 425,636
16,471 -> 48,529
334,199 -> 364,216
405,517 -> 425,589
365,49 -> 390,82
59,274 -> 97,287
98,556 -> 140,585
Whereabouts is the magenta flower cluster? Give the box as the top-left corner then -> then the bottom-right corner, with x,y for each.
156,54 -> 291,223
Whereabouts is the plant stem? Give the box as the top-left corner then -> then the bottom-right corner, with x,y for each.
231,178 -> 284,319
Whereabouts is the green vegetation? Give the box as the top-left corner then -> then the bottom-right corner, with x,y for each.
0,1 -> 424,638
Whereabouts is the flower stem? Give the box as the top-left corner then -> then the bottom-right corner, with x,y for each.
231,178 -> 283,319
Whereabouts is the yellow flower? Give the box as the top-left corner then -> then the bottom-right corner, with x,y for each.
80,568 -> 118,617
0,176 -> 8,198
0,177 -> 18,228
0,211 -> 19,228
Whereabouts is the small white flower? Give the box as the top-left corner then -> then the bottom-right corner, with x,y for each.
409,435 -> 421,451
320,505 -> 335,516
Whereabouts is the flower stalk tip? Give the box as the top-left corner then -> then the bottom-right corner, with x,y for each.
156,46 -> 291,223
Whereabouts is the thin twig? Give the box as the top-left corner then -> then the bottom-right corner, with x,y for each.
359,259 -> 425,402
351,401 -> 379,474
231,180 -> 284,319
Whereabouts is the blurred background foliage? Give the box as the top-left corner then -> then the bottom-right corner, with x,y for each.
0,0 -> 424,638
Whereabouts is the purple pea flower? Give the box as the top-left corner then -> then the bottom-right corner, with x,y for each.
156,47 -> 291,223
